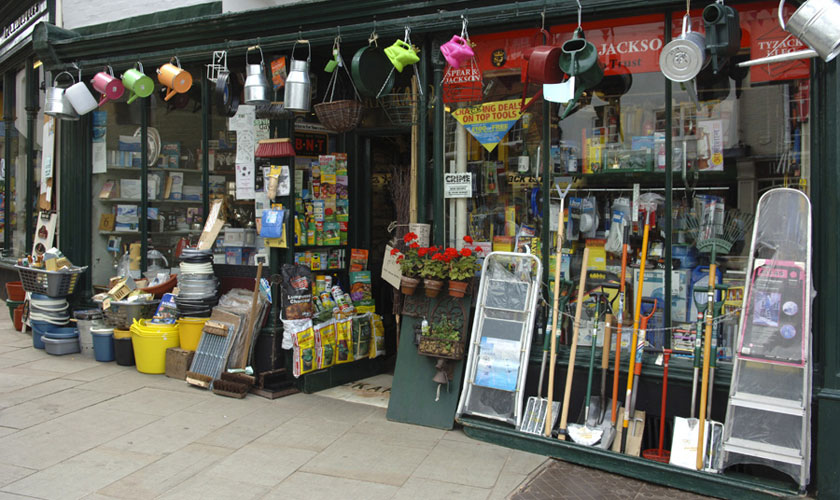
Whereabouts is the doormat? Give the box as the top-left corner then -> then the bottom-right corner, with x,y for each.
317,373 -> 392,408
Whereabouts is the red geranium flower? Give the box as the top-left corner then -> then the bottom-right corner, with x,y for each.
475,246 -> 484,253
461,248 -> 472,257
390,248 -> 400,256
403,232 -> 418,243
409,242 -> 420,249
463,235 -> 473,244
418,248 -> 428,257
396,255 -> 404,263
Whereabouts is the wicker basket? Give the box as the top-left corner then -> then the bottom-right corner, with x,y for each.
16,265 -> 87,297
314,100 -> 364,133
101,300 -> 160,330
418,335 -> 465,360
379,92 -> 418,127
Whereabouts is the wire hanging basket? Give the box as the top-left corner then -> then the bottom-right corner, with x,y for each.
313,36 -> 365,133
377,27 -> 422,127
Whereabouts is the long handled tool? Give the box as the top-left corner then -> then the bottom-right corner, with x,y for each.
620,208 -> 652,454
642,348 -> 672,463
610,236 -> 629,431
568,291 -> 607,445
690,306 -> 704,418
540,183 -> 572,437
595,312 -> 616,448
557,247 -> 590,441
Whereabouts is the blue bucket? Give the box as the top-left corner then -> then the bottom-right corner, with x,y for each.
32,327 -> 46,349
91,329 -> 115,362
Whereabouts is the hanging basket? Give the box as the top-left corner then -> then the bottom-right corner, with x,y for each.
418,335 -> 465,360
314,100 -> 364,133
315,36 -> 365,133
379,89 -> 418,127
442,63 -> 483,109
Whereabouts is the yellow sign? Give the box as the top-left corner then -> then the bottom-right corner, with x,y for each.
450,98 -> 532,152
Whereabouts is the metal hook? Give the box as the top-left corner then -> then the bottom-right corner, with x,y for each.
369,18 -> 378,45
461,14 -> 469,38
576,0 -> 582,29
404,25 -> 411,43
336,25 -> 341,42
541,10 -> 546,31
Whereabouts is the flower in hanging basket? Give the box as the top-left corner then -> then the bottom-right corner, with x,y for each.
418,317 -> 464,359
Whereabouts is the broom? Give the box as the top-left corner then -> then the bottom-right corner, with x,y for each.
254,138 -> 295,158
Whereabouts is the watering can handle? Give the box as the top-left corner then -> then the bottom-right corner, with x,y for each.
682,14 -> 692,35
533,28 -> 550,45
54,71 -> 75,86
292,40 -> 312,62
136,61 -> 144,73
171,56 -> 181,68
778,0 -> 788,30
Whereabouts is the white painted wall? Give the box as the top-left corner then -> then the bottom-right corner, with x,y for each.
61,0 -> 312,30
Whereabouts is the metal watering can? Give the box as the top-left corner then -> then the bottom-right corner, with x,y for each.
244,45 -> 271,105
44,72 -> 79,121
91,66 -> 125,106
558,27 -> 604,119
385,39 -> 419,72
779,0 -> 840,62
520,29 -> 564,111
440,35 -> 474,69
157,56 -> 193,102
122,62 -> 155,104
285,40 -> 311,112
660,15 -> 707,83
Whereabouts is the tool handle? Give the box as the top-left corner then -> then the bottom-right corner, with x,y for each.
611,243 -> 628,425
696,263 -> 717,470
602,314 -> 612,370
658,349 -> 672,454
544,197 -> 568,437
558,247 -> 590,440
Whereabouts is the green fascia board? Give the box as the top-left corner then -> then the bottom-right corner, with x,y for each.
459,416 -> 802,499
33,0 -> 690,69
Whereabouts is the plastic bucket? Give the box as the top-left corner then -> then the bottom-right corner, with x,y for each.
114,337 -> 135,366
75,311 -> 105,359
130,320 -> 179,374
6,299 -> 24,321
6,281 -> 25,301
91,328 -> 115,362
13,305 -> 23,332
32,328 -> 46,349
176,317 -> 208,351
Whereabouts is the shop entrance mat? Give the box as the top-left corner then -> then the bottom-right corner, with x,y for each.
317,373 -> 392,408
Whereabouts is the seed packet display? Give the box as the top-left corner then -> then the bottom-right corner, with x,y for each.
335,317 -> 354,364
370,314 -> 386,358
352,313 -> 372,360
314,320 -> 337,369
290,319 -> 316,377
281,264 -> 314,320
349,271 -> 375,313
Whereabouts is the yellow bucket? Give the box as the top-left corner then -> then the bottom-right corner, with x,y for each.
113,328 -> 131,339
176,317 -> 209,351
130,319 -> 179,374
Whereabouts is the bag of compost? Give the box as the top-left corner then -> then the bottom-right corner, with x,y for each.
281,264 -> 313,320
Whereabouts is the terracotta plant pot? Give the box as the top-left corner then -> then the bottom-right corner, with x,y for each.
400,276 -> 420,296
424,279 -> 444,298
448,280 -> 469,298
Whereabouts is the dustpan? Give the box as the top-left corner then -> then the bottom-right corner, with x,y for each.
669,417 -> 725,471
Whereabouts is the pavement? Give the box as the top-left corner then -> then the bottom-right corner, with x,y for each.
0,305 -> 710,500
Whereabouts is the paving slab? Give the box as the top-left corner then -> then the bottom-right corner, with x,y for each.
97,443 -> 232,500
0,378 -> 82,409
1,446 -> 159,500
255,414 -> 355,453
348,407 -> 446,451
0,463 -> 35,488
412,438 -> 511,489
104,409 -> 232,456
0,388 -> 115,429
155,471 -> 270,500
300,432 -> 430,486
394,476 -> 491,500
264,471 -> 399,500
194,403 -> 301,450
91,387 -> 205,416
204,441 -> 316,488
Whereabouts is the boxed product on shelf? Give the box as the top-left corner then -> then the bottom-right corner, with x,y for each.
165,172 -> 184,200
115,204 -> 139,232
350,249 -> 368,272
224,228 -> 257,247
99,180 -> 119,199
118,135 -> 142,152
182,185 -> 202,201
120,179 -> 142,200
160,142 -> 181,169
225,247 -> 255,265
633,268 -> 689,324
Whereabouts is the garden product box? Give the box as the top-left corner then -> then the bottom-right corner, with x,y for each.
225,247 -> 255,265
633,268 -> 689,323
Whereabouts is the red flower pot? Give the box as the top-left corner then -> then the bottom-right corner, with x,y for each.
424,279 -> 444,298
448,280 -> 469,298
400,276 -> 420,296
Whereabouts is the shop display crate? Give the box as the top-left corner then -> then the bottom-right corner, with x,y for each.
16,265 -> 87,297
101,300 -> 160,330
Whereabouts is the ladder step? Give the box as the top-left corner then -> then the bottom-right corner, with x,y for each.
729,392 -> 805,416
723,438 -> 804,466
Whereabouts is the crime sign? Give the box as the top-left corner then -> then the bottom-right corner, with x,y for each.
450,98 -> 532,152
444,173 -> 473,198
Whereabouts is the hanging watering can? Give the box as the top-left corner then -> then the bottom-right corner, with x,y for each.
558,27 -> 604,119
521,30 -> 564,111
660,15 -> 706,83
91,66 -> 125,106
284,41 -> 311,112
779,0 -> 840,62
122,62 -> 155,104
64,69 -> 98,116
384,39 -> 420,73
44,72 -> 79,121
703,1 -> 741,74
244,46 -> 271,105
440,35 -> 474,69
157,56 -> 193,101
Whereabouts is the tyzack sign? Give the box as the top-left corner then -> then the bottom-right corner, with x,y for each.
450,98 -> 532,152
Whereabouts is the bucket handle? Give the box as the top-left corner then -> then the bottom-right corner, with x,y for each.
778,0 -> 790,31
53,71 -> 75,87
246,45 -> 265,67
292,40 -> 311,63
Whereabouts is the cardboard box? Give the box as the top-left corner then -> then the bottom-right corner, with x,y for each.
633,268 -> 689,323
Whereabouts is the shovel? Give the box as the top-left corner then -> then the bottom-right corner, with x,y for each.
568,292 -> 608,446
594,313 -> 617,449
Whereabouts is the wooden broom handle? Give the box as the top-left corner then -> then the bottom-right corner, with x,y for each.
558,247 -> 590,441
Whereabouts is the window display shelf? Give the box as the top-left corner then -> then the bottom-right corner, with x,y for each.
148,199 -> 203,205
100,230 -> 198,236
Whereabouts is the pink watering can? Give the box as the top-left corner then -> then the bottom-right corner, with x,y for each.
91,66 -> 125,106
440,35 -> 474,69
